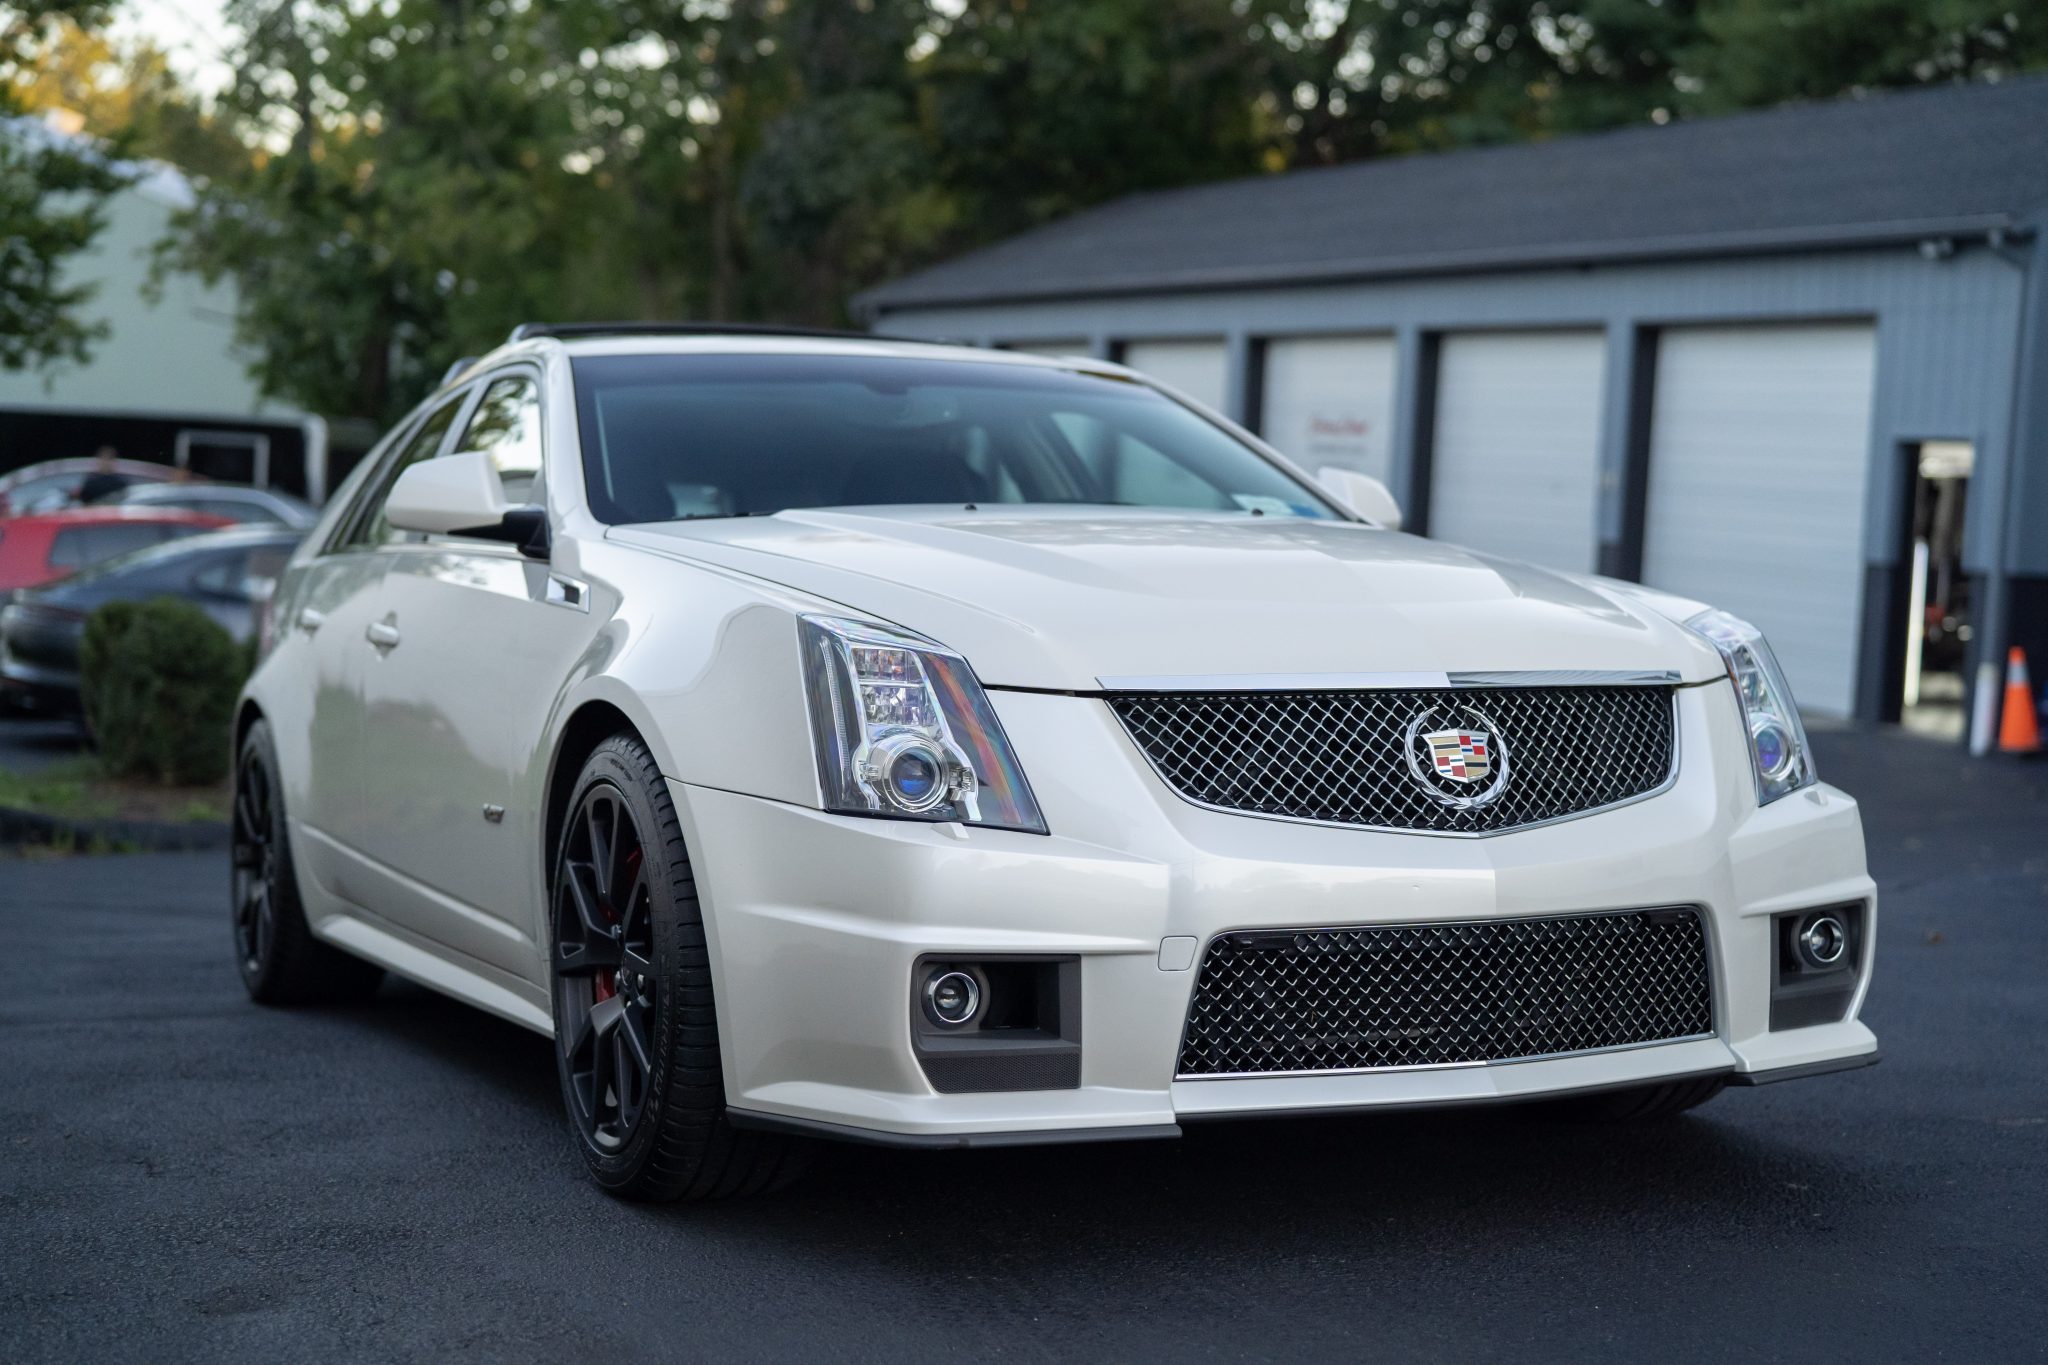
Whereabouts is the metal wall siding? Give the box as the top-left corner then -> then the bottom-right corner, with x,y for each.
893,246 -> 2028,573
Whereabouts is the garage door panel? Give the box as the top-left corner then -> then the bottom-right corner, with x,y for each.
1642,324 -> 1876,718
1122,340 -> 1229,414
1429,331 -> 1606,573
1259,335 -> 1398,484
1003,339 -> 1091,359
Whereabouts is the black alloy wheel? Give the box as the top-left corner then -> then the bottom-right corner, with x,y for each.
230,718 -> 384,1005
231,742 -> 279,981
547,734 -> 810,1200
553,782 -> 659,1151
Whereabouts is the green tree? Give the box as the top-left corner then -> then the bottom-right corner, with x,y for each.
164,0 -> 638,425
157,0 -> 2048,430
1684,0 -> 2045,109
0,0 -> 125,372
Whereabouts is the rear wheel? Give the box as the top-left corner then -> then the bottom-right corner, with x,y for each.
232,718 -> 384,1005
549,733 -> 810,1201
1564,1075 -> 1727,1121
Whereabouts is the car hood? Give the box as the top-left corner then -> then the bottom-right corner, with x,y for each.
610,508 -> 1726,690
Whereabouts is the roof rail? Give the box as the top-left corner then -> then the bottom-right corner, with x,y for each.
507,321 -> 878,344
440,356 -> 479,386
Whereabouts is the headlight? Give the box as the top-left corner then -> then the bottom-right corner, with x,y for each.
1686,608 -> 1815,804
798,615 -> 1047,834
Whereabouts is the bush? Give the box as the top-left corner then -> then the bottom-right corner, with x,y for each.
80,598 -> 246,786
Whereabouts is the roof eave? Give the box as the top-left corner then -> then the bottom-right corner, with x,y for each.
857,213 -> 2025,318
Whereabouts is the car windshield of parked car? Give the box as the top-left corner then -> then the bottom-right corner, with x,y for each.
571,353 -> 1341,524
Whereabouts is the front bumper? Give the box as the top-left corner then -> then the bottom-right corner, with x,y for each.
675,681 -> 1877,1144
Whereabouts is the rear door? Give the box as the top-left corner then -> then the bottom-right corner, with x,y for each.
349,368 -> 597,975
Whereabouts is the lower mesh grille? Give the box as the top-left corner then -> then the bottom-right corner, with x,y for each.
1178,909 -> 1713,1077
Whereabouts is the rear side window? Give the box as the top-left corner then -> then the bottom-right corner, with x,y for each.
47,522 -> 194,570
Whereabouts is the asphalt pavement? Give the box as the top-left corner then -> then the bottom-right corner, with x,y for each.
2,729 -> 2044,1362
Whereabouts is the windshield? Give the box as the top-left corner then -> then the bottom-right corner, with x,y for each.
570,353 -> 1340,524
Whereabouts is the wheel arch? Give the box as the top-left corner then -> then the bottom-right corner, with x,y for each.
233,696 -> 266,753
542,693 -> 669,892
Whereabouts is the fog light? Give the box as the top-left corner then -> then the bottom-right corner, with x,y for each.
923,970 -> 980,1027
1796,912 -> 1848,970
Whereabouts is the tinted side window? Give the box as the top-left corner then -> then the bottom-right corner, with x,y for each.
193,544 -> 293,601
453,375 -> 544,504
48,523 -> 186,569
344,395 -> 466,547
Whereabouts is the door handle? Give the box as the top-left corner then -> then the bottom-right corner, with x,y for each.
296,608 -> 326,633
365,619 -> 401,650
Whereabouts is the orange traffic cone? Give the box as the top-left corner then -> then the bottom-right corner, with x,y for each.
1998,647 -> 2042,755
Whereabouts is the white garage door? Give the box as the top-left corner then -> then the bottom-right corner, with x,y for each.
1122,339 -> 1229,414
1002,339 -> 1090,358
1260,335 -> 1399,482
1642,323 -> 1878,717
1428,331 -> 1607,572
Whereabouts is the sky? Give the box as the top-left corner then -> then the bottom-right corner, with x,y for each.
113,0 -> 238,97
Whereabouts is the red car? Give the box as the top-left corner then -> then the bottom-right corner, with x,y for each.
0,507 -> 233,592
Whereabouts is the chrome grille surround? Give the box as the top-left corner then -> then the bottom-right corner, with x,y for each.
1177,908 -> 1715,1078
1106,677 -> 1679,836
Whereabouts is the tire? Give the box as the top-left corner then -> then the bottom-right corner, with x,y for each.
548,733 -> 812,1201
232,718 -> 385,1005
1563,1075 -> 1727,1122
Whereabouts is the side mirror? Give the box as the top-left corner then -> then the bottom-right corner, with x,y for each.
1317,466 -> 1404,531
384,450 -> 550,558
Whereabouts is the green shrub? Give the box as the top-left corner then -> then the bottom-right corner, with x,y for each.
80,598 -> 246,786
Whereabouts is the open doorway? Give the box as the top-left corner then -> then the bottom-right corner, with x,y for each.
175,429 -> 271,486
1899,440 -> 1972,740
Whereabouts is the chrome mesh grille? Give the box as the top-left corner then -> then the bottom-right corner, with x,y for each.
1178,910 -> 1714,1077
1108,684 -> 1675,834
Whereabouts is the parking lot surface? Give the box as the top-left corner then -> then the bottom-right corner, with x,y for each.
2,729 -> 2044,1362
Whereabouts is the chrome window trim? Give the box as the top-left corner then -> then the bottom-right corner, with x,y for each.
1097,668 -> 1686,692
1106,681 -> 1684,840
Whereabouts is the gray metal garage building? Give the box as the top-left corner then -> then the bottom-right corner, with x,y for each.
857,77 -> 2048,750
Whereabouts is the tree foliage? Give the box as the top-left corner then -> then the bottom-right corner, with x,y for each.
32,0 -> 2041,426
0,0 -> 126,372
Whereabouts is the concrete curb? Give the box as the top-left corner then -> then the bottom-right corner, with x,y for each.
0,803 -> 230,853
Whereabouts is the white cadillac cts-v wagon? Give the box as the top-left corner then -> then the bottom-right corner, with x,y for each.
233,325 -> 1878,1200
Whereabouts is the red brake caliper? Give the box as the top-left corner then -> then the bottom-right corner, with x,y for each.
591,847 -> 642,1005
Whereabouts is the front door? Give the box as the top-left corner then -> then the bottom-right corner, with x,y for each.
349,370 -> 595,977
289,393 -> 468,905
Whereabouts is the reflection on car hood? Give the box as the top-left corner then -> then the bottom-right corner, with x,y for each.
610,507 -> 1725,690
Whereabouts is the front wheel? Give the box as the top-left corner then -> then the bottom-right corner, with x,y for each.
548,734 -> 810,1200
